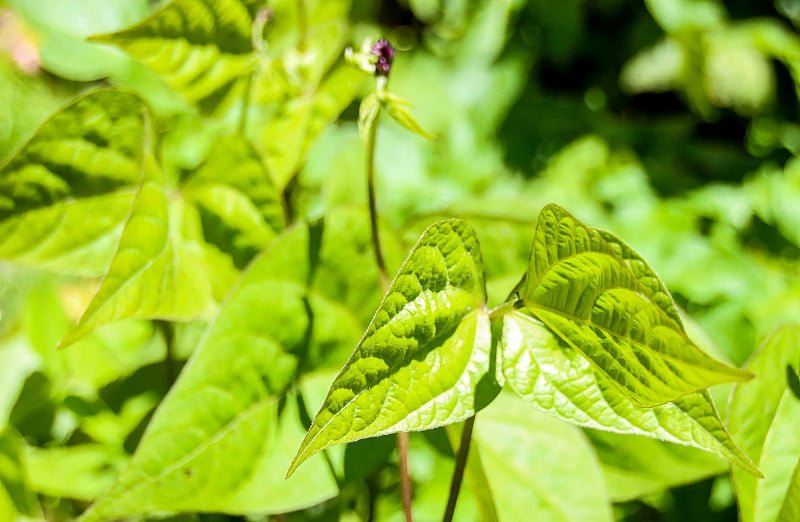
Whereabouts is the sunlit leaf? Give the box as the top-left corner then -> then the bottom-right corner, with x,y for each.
475,392 -> 612,521
500,310 -> 760,475
523,204 -> 751,407
77,225 -> 336,521
730,324 -> 800,522
60,182 -> 215,347
90,0 -> 264,105
0,90 -> 146,276
24,444 -> 126,501
289,219 -> 495,476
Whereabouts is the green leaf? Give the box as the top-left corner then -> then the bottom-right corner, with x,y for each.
182,135 -> 285,269
90,0 -> 263,105
778,458 -> 800,522
289,219 -> 495,476
523,203 -> 751,407
24,444 -> 126,501
475,392 -> 612,521
0,90 -> 147,276
184,135 -> 285,233
382,92 -> 435,140
499,310 -> 760,475
259,64 -> 364,189
585,429 -> 729,502
78,223 -> 359,521
358,92 -> 380,145
730,325 -> 800,522
60,182 -> 215,347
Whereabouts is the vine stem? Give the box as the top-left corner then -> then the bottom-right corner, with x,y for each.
443,416 -> 475,522
366,109 -> 390,290
365,102 -> 412,522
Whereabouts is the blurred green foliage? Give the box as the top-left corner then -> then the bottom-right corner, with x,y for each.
1,0 -> 799,520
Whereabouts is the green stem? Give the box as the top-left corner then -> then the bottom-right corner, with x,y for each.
366,109 -> 390,291
296,0 -> 308,51
443,416 -> 475,522
444,421 -> 498,522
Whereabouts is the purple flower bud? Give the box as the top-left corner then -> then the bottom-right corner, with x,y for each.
371,39 -> 395,77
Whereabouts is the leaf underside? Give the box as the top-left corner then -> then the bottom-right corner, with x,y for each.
288,219 -> 494,476
500,310 -> 760,476
524,204 -> 751,407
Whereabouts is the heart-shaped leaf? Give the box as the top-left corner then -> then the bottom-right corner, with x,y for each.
60,182 -> 215,347
730,324 -> 800,522
288,219 -> 496,476
90,0 -> 263,105
523,204 -> 751,407
0,90 -> 146,276
499,310 -> 760,476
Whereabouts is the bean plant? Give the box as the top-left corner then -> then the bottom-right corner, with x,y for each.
1,1 -> 799,521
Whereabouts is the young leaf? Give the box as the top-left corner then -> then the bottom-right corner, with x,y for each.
382,92 -> 435,140
288,219 -> 495,476
500,310 -> 760,476
730,325 -> 800,522
523,203 -> 751,407
60,182 -> 215,347
0,90 -> 146,276
90,0 -> 263,105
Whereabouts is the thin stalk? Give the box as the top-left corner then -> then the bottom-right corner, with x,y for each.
397,431 -> 413,522
365,103 -> 412,522
366,110 -> 390,290
296,0 -> 308,51
444,420 -> 498,522
443,416 -> 475,522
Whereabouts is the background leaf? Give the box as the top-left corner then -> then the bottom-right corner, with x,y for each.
730,324 -> 800,522
289,219 -> 496,476
524,203 -> 751,407
475,392 -> 613,521
0,90 -> 146,276
90,0 -> 263,106
78,225 -> 334,521
499,310 -> 759,475
61,182 -> 215,347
